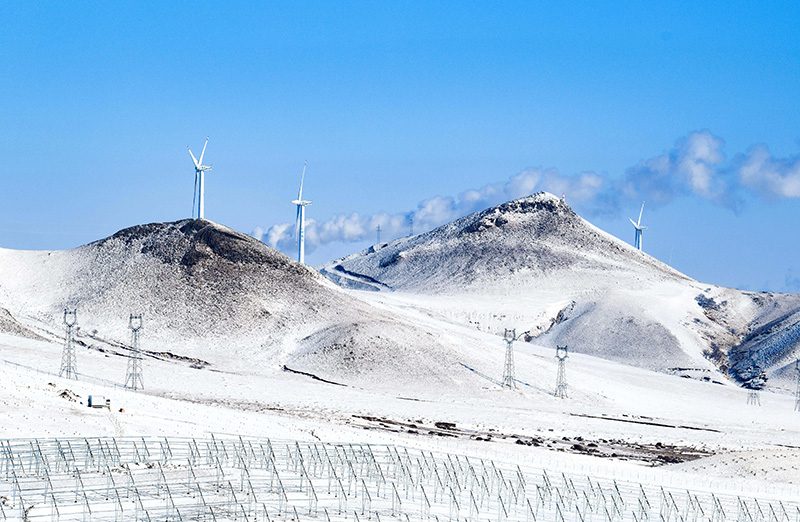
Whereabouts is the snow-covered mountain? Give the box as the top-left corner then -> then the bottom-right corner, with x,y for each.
0,219 -> 492,388
2,207 -> 800,497
320,193 -> 800,383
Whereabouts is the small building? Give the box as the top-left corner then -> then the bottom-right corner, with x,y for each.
87,395 -> 111,409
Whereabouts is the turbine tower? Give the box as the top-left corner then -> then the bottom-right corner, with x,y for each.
291,161 -> 312,264
629,201 -> 647,250
188,137 -> 212,219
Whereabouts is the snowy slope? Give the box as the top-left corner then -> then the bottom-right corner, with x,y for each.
320,193 -> 800,381
1,215 -> 799,497
0,219 -> 491,388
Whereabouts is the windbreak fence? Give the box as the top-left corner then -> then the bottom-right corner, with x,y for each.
0,436 -> 797,522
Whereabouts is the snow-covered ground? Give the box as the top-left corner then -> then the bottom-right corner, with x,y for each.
1,312 -> 799,491
1,199 -> 800,520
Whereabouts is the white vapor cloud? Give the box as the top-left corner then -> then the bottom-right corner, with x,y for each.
737,144 -> 800,199
253,131 -> 800,254
621,130 -> 729,206
255,168 -> 612,254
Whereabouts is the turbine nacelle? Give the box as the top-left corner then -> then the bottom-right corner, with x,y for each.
628,218 -> 648,231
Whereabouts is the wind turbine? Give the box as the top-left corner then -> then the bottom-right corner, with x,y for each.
188,137 -> 212,219
629,201 -> 647,250
291,161 -> 312,264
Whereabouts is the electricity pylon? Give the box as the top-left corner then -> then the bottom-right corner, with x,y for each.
125,314 -> 144,390
747,389 -> 761,406
555,345 -> 568,398
502,329 -> 517,389
794,359 -> 800,412
60,309 -> 78,380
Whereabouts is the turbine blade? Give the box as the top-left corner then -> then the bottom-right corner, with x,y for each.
638,201 -> 645,226
188,146 -> 199,168
629,218 -> 637,227
198,136 -> 209,165
298,160 -> 307,200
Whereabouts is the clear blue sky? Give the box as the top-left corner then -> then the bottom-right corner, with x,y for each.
1,2 -> 799,292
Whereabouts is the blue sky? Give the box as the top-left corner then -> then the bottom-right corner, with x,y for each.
1,2 -> 799,292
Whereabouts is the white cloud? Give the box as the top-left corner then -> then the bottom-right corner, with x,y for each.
674,130 -> 726,198
621,130 -> 728,206
737,144 -> 800,199
255,167 -> 611,253
254,131 -> 800,256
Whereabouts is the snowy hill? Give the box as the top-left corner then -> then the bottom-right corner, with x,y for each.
321,192 -> 684,292
1,214 -> 800,501
320,193 -> 800,382
0,219 -> 492,388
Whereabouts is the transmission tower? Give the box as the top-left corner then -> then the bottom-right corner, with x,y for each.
747,388 -> 761,406
376,224 -> 382,244
125,314 -> 144,390
501,329 -> 517,389
59,309 -> 78,380
555,345 -> 568,398
794,359 -> 800,412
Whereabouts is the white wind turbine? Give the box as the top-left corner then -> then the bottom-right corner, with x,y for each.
188,137 -> 212,219
629,201 -> 647,250
291,161 -> 312,264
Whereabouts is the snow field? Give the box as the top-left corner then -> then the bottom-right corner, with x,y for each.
2,436 -> 799,522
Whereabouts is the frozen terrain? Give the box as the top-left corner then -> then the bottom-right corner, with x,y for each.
320,193 -> 800,385
0,201 -> 799,519
0,219 -> 495,389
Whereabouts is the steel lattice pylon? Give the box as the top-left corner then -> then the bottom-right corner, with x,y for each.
59,309 -> 78,380
125,314 -> 144,390
555,345 -> 568,398
502,329 -> 517,389
794,359 -> 800,412
747,389 -> 761,406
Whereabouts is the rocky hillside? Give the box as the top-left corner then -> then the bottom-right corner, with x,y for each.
320,193 -> 800,383
0,219 -> 491,388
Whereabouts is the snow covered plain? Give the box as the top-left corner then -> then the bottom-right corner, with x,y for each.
1,323 -> 800,520
0,199 -> 799,520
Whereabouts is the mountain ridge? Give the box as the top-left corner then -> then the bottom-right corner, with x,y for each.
0,219 -> 493,389
319,192 -> 800,382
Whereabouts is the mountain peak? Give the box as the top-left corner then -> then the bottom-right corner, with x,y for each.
457,192 -> 577,237
320,193 -> 680,293
91,218 -> 298,270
